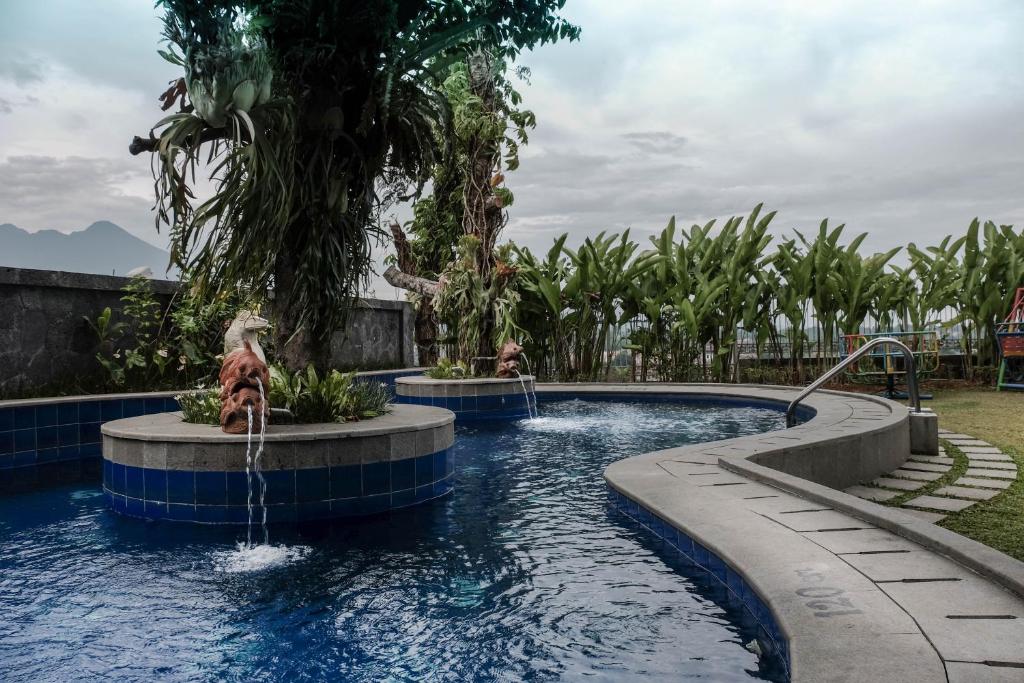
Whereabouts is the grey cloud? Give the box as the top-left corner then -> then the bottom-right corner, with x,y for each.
621,131 -> 687,154
0,155 -> 166,248
0,58 -> 44,86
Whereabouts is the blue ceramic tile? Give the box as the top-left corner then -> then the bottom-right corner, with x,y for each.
296,501 -> 331,521
363,461 -> 390,496
0,408 -> 12,432
125,496 -> 145,517
226,472 -> 249,505
432,476 -> 453,498
224,506 -> 249,525
358,493 -> 390,515
36,426 -> 58,450
391,458 -> 415,491
109,462 -> 126,494
168,503 -> 196,522
37,448 -> 60,464
35,405 -> 58,428
12,451 -> 35,467
58,424 -> 78,447
330,464 -> 360,499
79,401 -> 101,423
144,398 -> 164,414
79,422 -> 102,444
0,432 -> 11,455
14,407 -> 34,430
331,497 -> 360,516
59,445 -> 79,461
110,493 -> 127,513
296,467 -> 330,503
164,397 -> 180,412
263,470 -> 295,505
392,488 -> 416,509
445,450 -> 455,477
144,500 -> 168,517
461,395 -> 478,411
57,402 -> 78,426
265,504 -> 296,524
432,450 -> 446,479
415,454 -> 433,487
446,396 -> 463,412
195,471 -> 227,505
144,468 -> 168,502
80,442 -> 101,458
101,400 -> 122,421
195,505 -> 227,524
123,399 -> 145,418
708,553 -> 728,582
414,483 -> 435,503
692,542 -> 710,568
167,470 -> 194,504
125,466 -> 145,499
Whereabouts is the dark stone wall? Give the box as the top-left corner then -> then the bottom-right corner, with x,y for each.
0,267 -> 413,395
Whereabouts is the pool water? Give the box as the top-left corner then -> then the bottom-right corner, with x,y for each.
0,399 -> 786,682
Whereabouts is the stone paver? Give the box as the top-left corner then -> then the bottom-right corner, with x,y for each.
904,495 -> 975,512
841,549 -> 969,582
908,455 -> 955,466
960,446 -> 1006,454
873,477 -> 926,491
899,461 -> 951,473
891,468 -> 943,481
966,451 -> 1015,462
966,460 -> 1018,471
956,476 -> 1013,490
964,467 -> 1017,480
934,485 -> 1000,501
844,485 -> 901,502
946,438 -> 993,447
899,509 -> 946,524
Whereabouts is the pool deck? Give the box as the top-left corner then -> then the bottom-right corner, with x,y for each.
541,384 -> 1024,683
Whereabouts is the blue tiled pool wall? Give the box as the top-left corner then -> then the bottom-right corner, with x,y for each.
395,391 -> 531,421
538,390 -> 815,422
608,487 -> 791,680
0,396 -> 180,471
0,369 -> 426,473
102,448 -> 454,524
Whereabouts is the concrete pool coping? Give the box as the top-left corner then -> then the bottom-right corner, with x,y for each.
538,383 -> 1024,682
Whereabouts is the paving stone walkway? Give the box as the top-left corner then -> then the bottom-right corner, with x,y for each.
843,429 -> 1018,523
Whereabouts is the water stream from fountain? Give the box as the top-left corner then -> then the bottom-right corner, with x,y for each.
254,377 -> 268,545
520,354 -> 540,419
514,369 -> 537,420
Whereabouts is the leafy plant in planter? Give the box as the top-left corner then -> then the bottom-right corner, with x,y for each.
269,365 -> 390,424
176,388 -> 221,425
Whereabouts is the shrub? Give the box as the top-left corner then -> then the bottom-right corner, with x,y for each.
176,388 -> 221,425
424,357 -> 468,379
269,365 -> 391,423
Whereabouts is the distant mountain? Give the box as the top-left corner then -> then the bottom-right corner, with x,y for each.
0,221 -> 178,278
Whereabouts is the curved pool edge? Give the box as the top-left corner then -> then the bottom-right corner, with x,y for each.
542,383 -> 1024,682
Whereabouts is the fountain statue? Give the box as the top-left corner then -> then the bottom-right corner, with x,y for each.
219,311 -> 271,434
495,339 -> 524,379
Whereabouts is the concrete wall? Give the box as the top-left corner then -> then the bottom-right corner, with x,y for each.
0,267 -> 414,395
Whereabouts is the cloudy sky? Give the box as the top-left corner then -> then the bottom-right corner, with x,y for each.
1,0 -> 1021,294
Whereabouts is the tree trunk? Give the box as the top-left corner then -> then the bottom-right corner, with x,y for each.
272,251 -> 331,372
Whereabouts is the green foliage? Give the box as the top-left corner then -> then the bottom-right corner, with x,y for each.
176,389 -> 221,425
87,274 -> 258,392
145,0 -> 579,367
424,357 -> 469,379
269,365 -> 391,423
434,237 -> 522,362
511,207 -> 1024,384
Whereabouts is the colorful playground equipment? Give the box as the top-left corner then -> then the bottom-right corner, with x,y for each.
997,288 -> 1024,391
841,330 -> 940,399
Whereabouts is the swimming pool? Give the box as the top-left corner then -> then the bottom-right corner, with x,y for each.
0,398 -> 786,681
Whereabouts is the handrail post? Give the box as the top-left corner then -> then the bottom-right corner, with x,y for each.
786,337 -> 922,427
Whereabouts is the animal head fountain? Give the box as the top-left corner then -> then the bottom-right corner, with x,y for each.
219,311 -> 271,434
495,339 -> 524,379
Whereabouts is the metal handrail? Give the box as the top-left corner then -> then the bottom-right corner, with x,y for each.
786,337 -> 922,427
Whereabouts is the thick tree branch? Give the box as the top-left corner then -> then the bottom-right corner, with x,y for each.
128,126 -> 229,156
384,265 -> 439,297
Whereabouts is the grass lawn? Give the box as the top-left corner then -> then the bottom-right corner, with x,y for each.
924,386 -> 1024,560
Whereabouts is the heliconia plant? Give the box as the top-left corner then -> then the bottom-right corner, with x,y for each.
508,206 -> 1023,384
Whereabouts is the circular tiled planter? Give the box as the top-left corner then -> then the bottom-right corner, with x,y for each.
100,404 -> 455,524
394,375 -> 536,422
